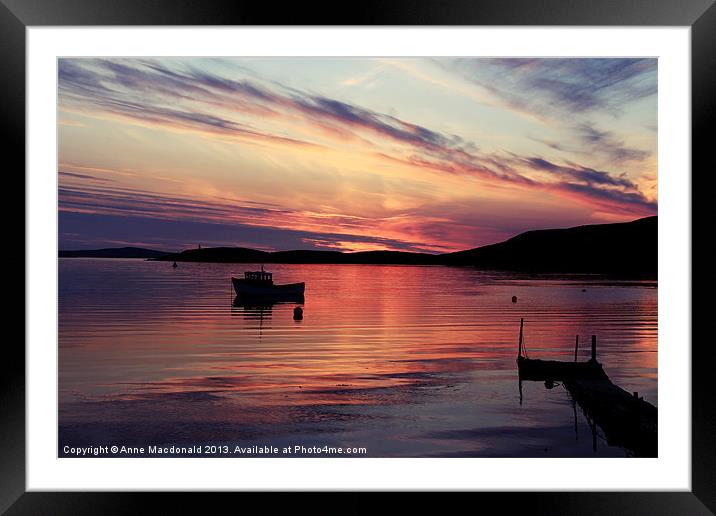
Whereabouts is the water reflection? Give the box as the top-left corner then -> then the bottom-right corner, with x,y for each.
231,294 -> 304,319
517,360 -> 656,457
232,294 -> 305,310
59,259 -> 657,457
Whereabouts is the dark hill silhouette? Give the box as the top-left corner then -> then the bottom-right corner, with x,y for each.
151,216 -> 656,276
155,247 -> 435,265
59,246 -> 170,259
159,246 -> 270,263
441,216 -> 656,275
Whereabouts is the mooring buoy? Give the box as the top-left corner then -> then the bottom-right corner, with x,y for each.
293,306 -> 303,320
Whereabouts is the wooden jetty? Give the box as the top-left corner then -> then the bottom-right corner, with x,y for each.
516,318 -> 657,457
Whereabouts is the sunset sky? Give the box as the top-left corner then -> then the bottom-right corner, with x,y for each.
58,57 -> 657,253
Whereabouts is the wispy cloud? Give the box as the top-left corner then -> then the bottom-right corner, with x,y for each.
58,58 -> 657,252
447,58 -> 657,118
531,122 -> 651,166
574,122 -> 650,163
58,182 -> 457,252
522,157 -> 636,189
553,181 -> 657,214
59,170 -> 114,183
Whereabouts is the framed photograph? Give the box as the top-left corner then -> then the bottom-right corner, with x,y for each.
4,0 -> 713,512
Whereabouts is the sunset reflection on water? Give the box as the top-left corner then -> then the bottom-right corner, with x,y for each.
59,259 -> 657,457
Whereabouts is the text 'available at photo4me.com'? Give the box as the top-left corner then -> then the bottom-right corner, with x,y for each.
61,444 -> 369,457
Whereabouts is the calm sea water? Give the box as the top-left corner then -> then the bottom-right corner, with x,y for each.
59,258 -> 657,457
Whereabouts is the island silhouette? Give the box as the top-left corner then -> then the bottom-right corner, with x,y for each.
60,216 -> 656,276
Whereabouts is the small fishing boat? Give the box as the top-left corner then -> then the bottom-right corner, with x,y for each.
231,266 -> 305,297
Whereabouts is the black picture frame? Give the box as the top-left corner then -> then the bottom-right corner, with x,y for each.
2,0 -> 712,513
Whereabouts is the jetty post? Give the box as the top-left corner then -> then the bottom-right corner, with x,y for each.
574,335 -> 579,362
518,318 -> 524,357
516,322 -> 658,457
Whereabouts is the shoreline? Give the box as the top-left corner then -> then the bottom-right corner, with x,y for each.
58,256 -> 657,281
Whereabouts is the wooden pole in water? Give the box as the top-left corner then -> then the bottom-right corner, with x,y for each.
518,318 -> 524,358
591,335 -> 597,362
574,335 -> 579,362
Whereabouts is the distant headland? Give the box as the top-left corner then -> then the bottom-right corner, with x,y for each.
59,246 -> 170,259
60,216 -> 657,276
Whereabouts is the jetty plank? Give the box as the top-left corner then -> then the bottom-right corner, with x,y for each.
515,320 -> 657,457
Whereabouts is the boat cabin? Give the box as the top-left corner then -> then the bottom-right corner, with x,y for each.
244,270 -> 273,284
